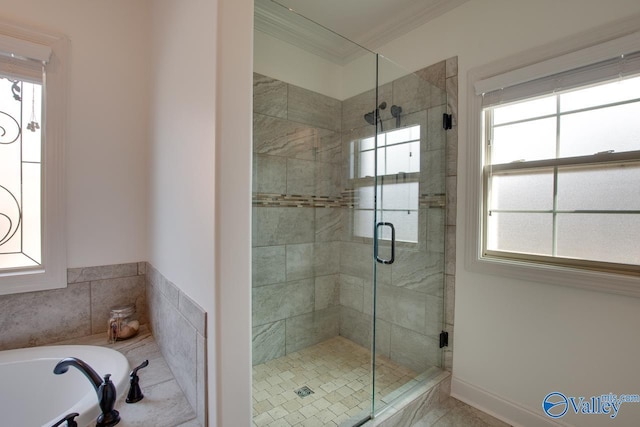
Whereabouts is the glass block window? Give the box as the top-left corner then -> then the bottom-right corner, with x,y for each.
0,76 -> 43,271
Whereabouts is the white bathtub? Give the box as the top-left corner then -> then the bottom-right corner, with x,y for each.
0,345 -> 129,427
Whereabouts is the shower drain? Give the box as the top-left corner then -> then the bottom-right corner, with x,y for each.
294,385 -> 315,398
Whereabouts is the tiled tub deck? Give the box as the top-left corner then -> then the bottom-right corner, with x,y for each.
56,326 -> 199,427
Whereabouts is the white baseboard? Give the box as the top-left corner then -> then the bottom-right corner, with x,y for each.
450,376 -> 573,427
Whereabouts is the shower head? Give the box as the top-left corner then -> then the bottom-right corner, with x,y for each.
391,105 -> 403,127
363,102 -> 388,126
364,111 -> 376,125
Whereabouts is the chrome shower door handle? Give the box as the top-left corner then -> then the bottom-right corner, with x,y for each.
375,222 -> 395,265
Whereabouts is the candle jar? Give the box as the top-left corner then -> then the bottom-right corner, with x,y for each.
108,304 -> 140,343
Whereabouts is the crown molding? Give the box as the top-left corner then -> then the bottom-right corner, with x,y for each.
255,0 -> 469,65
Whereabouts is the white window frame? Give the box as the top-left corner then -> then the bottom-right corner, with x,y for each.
0,19 -> 68,295
466,17 -> 640,297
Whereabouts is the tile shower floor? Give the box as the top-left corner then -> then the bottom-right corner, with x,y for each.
252,336 -> 418,427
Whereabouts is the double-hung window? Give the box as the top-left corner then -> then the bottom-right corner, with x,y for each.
0,23 -> 68,295
469,30 -> 640,293
351,125 -> 421,243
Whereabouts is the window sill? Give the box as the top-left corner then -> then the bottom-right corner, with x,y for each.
465,250 -> 640,298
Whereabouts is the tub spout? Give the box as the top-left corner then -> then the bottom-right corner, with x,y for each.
54,357 -> 120,426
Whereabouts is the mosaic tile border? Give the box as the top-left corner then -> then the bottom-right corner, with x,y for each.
253,191 -> 446,209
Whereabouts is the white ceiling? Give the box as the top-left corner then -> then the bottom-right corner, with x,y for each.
255,0 -> 469,64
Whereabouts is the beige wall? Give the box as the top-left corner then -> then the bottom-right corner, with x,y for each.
0,0 -> 150,268
374,1 -> 640,426
149,0 -> 253,425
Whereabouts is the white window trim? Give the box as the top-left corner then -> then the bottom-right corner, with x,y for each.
0,19 -> 68,295
466,15 -> 640,298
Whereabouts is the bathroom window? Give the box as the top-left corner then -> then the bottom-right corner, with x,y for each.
352,125 -> 420,243
469,30 -> 640,290
483,76 -> 640,273
0,23 -> 68,295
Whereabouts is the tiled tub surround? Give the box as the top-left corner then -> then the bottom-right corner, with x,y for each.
146,263 -> 207,426
252,57 -> 458,376
0,262 -> 147,351
56,325 -> 200,426
0,261 -> 206,425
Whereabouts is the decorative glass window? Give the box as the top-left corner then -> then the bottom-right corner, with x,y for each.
0,76 -> 43,270
352,125 -> 420,243
483,75 -> 640,274
0,22 -> 68,295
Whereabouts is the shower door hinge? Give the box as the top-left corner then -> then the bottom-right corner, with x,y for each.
439,331 -> 449,348
443,114 -> 453,130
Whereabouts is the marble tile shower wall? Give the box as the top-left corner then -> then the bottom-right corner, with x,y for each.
0,262 -> 147,351
338,60 -> 455,374
252,60 -> 458,373
252,73 -> 343,365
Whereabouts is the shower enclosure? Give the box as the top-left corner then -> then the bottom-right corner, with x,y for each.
252,1 -> 448,425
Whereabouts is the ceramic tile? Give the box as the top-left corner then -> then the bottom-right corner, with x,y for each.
420,148 -> 445,195
339,274 -> 364,312
253,320 -> 286,365
286,243 -> 314,281
445,57 -> 458,79
254,73 -> 287,118
196,333 -> 206,426
179,292 -> 206,336
174,418 -> 201,427
254,207 -> 315,246
391,249 -> 443,296
314,241 -> 340,276
253,114 -> 315,161
339,306 -> 371,349
253,246 -> 287,287
252,279 -> 314,326
254,154 -> 287,194
444,275 -> 455,326
446,77 -> 458,126
316,130 -> 342,164
314,274 -> 339,311
288,85 -> 341,132
392,73 -> 432,116
285,306 -> 339,353
90,275 -> 147,334
415,61 -> 446,91
137,262 -> 147,275
147,263 -> 180,305
445,226 -> 456,276
150,285 -> 198,412
287,158 -> 315,195
315,162 -> 342,198
445,126 -> 458,178
117,379 -> 196,427
0,282 -> 91,350
315,208 -> 343,242
445,176 -> 457,227
426,104 -> 447,152
375,284 -> 427,333
252,336 -> 431,427
68,263 -> 138,283
389,325 -> 439,373
341,83 -> 392,132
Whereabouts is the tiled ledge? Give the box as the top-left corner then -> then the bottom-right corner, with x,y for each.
56,325 -> 200,427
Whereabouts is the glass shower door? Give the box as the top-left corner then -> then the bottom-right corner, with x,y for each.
371,54 -> 447,416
